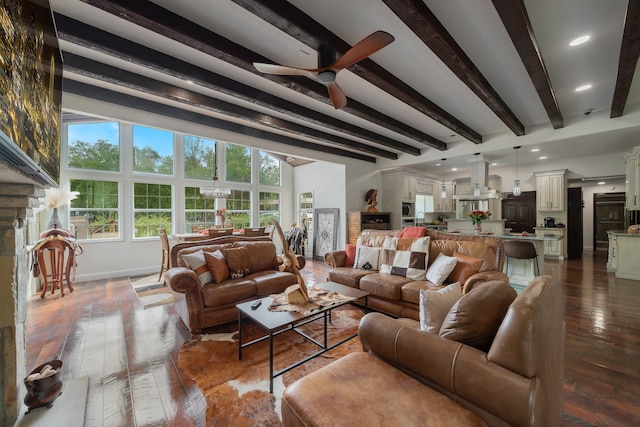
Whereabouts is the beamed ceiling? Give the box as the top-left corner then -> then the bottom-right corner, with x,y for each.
51,0 -> 640,173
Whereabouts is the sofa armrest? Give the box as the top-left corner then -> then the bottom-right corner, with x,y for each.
359,313 -> 542,427
324,250 -> 347,268
463,270 -> 510,293
164,267 -> 205,306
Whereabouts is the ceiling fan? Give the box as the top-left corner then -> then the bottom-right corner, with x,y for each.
253,31 -> 395,109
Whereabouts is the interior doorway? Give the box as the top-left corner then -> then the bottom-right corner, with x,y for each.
593,192 -> 625,250
501,191 -> 536,233
298,192 -> 313,258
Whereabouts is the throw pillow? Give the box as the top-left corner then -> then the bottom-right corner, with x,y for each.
447,252 -> 484,285
223,247 -> 252,279
419,282 -> 462,334
398,226 -> 427,238
182,250 -> 214,287
426,253 -> 458,285
345,244 -> 357,268
204,250 -> 230,284
353,246 -> 382,271
380,236 -> 430,280
439,280 -> 517,352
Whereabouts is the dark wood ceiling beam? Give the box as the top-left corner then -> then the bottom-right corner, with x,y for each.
492,0 -> 564,129
62,52 -> 398,160
231,0 -> 472,146
63,79 -> 377,163
610,0 -> 640,118
54,14 -> 420,156
78,0 -> 444,151
383,0 -> 526,135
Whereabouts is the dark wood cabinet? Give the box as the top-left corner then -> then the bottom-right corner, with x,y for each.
348,212 -> 391,244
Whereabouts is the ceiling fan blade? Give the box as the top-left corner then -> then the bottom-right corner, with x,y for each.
329,31 -> 395,71
253,63 -> 317,80
327,82 -> 347,109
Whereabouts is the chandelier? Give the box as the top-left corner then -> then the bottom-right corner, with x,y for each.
200,161 -> 231,199
473,152 -> 481,197
440,158 -> 447,199
513,146 -> 521,197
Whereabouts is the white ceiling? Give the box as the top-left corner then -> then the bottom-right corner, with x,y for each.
47,0 -> 640,176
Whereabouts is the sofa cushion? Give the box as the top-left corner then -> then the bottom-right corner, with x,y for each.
401,280 -> 444,304
248,270 -> 297,295
419,282 -> 462,334
201,278 -> 256,307
447,252 -> 484,284
360,273 -> 412,300
429,240 -> 496,272
398,226 -> 427,238
439,280 -> 517,352
353,246 -> 382,271
181,250 -> 213,287
235,241 -> 277,272
328,267 -> 374,289
426,253 -> 458,285
380,236 -> 430,280
345,243 -> 357,268
177,243 -> 233,268
204,250 -> 230,284
223,247 -> 252,278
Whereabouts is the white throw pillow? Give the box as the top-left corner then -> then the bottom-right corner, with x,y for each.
182,250 -> 213,287
353,246 -> 382,271
426,253 -> 458,285
419,282 -> 462,334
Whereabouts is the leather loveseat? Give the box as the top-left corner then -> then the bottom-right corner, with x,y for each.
325,228 -> 510,320
282,275 -> 565,427
165,235 -> 303,334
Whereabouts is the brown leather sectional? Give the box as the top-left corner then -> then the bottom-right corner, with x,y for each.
165,236 -> 302,334
282,276 -> 565,426
325,228 -> 511,319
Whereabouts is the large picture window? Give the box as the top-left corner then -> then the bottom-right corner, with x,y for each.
184,135 -> 215,179
133,182 -> 173,237
259,191 -> 280,226
259,150 -> 280,186
226,142 -> 251,183
69,179 -> 120,240
184,186 -> 216,231
226,189 -> 251,229
133,125 -> 174,175
67,122 -> 120,172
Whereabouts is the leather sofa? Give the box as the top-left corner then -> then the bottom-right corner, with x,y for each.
325,228 -> 510,320
282,275 -> 565,427
165,235 -> 303,334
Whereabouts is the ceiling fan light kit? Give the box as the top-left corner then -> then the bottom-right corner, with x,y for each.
253,31 -> 395,109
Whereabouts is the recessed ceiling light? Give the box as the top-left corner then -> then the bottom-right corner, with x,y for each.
451,167 -> 457,171
185,79 -> 194,84
491,162 -> 497,166
569,35 -> 590,47
598,181 -> 605,185
531,148 -> 539,152
576,84 -> 592,92
539,156 -> 547,160
435,163 -> 441,166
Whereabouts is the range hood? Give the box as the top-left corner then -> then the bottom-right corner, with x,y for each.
453,159 -> 502,200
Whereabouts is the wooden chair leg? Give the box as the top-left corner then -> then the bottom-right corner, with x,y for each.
158,251 -> 167,282
38,251 -> 48,299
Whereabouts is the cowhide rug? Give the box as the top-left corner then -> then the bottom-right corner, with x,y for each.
178,309 -> 363,426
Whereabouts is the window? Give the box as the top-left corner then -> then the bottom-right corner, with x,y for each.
184,135 -> 215,179
259,150 -> 280,185
67,122 -> 120,171
226,142 -> 251,183
259,191 -> 280,226
226,190 -> 251,229
133,125 -> 174,175
133,182 -> 173,237
69,179 -> 119,240
184,186 -> 216,230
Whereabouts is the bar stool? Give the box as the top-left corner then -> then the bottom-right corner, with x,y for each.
504,240 -> 540,276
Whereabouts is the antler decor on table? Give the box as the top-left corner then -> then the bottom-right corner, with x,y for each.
272,219 -> 308,304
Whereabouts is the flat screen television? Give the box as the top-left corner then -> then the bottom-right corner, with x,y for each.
0,0 -> 62,187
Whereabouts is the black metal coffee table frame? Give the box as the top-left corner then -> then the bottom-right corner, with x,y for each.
236,282 -> 368,393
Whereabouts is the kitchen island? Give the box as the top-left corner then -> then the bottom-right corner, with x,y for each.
608,231 -> 640,280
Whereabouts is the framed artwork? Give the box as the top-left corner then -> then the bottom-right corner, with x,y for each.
313,208 -> 339,261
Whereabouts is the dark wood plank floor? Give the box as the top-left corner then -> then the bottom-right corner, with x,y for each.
25,251 -> 640,426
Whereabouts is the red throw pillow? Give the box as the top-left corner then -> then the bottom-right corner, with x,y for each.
345,244 -> 357,268
398,226 -> 427,238
447,252 -> 484,284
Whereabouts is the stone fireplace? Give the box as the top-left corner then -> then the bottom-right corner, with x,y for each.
0,183 -> 43,425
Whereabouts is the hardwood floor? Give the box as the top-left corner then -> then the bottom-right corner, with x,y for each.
25,251 -> 640,426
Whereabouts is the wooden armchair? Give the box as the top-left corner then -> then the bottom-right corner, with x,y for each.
244,227 -> 266,237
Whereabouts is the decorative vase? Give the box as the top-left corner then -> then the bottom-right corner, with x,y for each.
47,208 -> 62,229
474,223 -> 482,234
215,215 -> 223,228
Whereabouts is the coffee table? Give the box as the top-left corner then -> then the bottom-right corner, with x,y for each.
236,281 -> 369,393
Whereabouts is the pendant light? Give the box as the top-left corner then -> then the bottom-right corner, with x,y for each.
513,146 -> 521,197
440,159 -> 447,199
473,152 -> 481,197
200,154 -> 231,199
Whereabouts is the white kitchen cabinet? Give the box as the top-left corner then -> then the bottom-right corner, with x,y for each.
535,170 -> 566,212
607,231 -> 617,271
535,228 -> 565,259
415,178 -> 434,195
402,174 -> 416,201
434,182 -> 454,212
624,146 -> 640,210
382,172 -> 417,229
